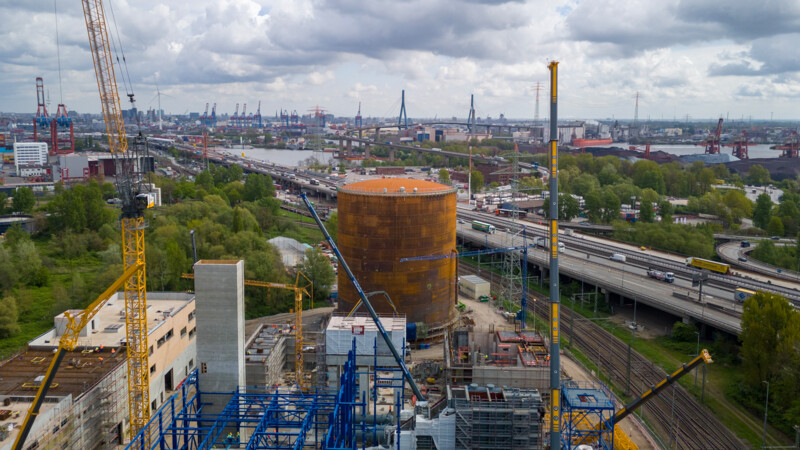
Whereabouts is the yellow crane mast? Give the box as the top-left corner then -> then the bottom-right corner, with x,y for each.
81,0 -> 152,438
182,272 -> 313,387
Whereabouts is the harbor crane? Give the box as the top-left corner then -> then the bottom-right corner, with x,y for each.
182,272 -> 313,387
695,118 -> 724,154
724,129 -> 750,159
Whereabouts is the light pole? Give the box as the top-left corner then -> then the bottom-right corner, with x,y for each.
762,380 -> 770,449
189,229 -> 198,263
694,331 -> 700,387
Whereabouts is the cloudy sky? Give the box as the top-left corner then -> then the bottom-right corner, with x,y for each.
2,0 -> 800,121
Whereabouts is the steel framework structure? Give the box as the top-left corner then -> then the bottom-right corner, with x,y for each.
127,342 -> 366,450
561,381 -> 615,450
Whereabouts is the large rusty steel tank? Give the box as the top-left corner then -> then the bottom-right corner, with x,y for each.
336,178 -> 457,330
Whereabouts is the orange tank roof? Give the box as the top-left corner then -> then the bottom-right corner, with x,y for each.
342,178 -> 454,194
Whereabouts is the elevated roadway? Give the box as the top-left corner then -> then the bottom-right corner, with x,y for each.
717,241 -> 800,282
456,225 -> 744,334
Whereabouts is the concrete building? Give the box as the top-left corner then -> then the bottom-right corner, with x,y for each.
458,275 -> 490,301
1,292 -> 196,449
193,260 -> 245,418
324,314 -> 406,392
13,142 -> 48,177
245,323 -> 290,387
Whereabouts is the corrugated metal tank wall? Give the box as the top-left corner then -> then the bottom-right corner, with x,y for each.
337,179 -> 457,328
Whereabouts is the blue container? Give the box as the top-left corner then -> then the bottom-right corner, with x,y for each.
406,323 -> 417,342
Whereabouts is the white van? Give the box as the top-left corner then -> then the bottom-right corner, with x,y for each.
609,253 -> 627,263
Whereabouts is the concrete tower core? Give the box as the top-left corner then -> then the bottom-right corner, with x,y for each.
194,259 -> 245,417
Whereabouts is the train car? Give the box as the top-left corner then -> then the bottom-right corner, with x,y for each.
471,221 -> 496,234
685,257 -> 731,274
495,208 -> 527,218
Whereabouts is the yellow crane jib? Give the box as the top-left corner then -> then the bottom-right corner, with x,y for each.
181,272 -> 313,388
12,263 -> 143,450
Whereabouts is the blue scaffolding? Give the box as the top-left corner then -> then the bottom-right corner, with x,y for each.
127,338 -> 408,450
560,380 -> 616,450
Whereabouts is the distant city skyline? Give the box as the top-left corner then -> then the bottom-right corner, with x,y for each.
1,1 -> 799,120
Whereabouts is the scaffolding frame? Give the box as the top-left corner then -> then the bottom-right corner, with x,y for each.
561,380 -> 615,450
127,339 -> 405,450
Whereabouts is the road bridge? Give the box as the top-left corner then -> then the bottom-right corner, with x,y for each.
717,241 -> 800,282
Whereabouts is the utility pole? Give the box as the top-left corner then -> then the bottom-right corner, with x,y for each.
547,60 -> 561,450
762,380 -> 770,449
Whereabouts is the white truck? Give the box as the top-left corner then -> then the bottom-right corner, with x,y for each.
647,269 -> 675,283
533,237 -> 565,253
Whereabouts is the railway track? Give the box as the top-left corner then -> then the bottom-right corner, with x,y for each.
458,262 -> 747,449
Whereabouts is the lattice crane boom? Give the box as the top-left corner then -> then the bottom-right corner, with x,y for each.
81,0 -> 152,439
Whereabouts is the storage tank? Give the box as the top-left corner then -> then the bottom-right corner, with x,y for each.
336,178 -> 457,329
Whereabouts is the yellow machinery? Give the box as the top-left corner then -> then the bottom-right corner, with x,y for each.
182,272 -> 313,387
82,0 -> 153,438
12,264 -> 143,449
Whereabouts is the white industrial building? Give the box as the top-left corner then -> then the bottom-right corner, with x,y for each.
13,142 -> 48,176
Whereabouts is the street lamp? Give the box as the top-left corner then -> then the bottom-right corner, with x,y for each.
694,331 -> 700,387
762,380 -> 770,449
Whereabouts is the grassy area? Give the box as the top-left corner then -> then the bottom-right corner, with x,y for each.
272,210 -> 325,244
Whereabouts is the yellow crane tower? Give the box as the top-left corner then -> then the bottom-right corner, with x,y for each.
182,272 -> 313,387
14,2 -> 154,447
81,0 -> 154,438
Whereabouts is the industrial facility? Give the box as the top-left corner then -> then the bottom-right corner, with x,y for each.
336,178 -> 459,336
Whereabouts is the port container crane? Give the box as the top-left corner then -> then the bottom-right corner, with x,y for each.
724,129 -> 750,159
695,118 -> 724,154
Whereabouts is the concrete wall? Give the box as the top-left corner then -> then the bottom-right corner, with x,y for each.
147,300 -> 197,411
194,260 -> 245,417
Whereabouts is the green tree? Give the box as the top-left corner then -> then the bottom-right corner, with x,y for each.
51,281 -> 71,316
438,168 -> 450,184
767,216 -> 785,236
601,190 -> 621,223
570,174 -> 600,197
68,271 -> 87,305
658,200 -> 673,224
639,200 -> 654,223
0,247 -> 18,291
584,191 -> 603,223
545,193 -> 580,221
196,170 -> 214,191
0,294 -> 20,338
12,187 -> 35,213
232,207 -> 244,233
640,188 -> 659,204
748,164 -> 771,185
327,212 -> 338,243
300,247 -> 336,306
0,192 -> 8,214
228,164 -> 243,182
753,193 -> 773,229
740,291 -> 800,385
15,241 -> 42,286
469,171 -> 484,194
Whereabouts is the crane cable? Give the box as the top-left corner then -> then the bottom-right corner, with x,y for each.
106,0 -> 135,103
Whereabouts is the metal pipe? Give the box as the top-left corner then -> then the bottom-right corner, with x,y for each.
548,60 -> 561,450
301,193 -> 425,401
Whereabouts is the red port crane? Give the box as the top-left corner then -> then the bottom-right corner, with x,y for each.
695,118 -> 724,154
723,130 -> 750,159
773,131 -> 799,158
628,143 -> 651,158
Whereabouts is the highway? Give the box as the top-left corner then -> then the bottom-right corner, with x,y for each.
717,241 -> 800,282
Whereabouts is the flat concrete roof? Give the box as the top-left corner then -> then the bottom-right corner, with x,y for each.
29,293 -> 194,349
195,259 -> 241,265
327,314 -> 406,333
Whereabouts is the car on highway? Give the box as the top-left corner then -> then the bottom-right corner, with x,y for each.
639,246 -> 647,251
457,219 -> 465,224
738,256 -> 748,262
771,236 -> 781,240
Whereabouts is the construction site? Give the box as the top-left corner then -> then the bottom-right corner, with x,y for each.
0,7 -> 722,446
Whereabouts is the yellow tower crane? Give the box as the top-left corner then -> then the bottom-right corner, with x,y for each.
81,0 -> 154,438
182,272 -> 313,387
